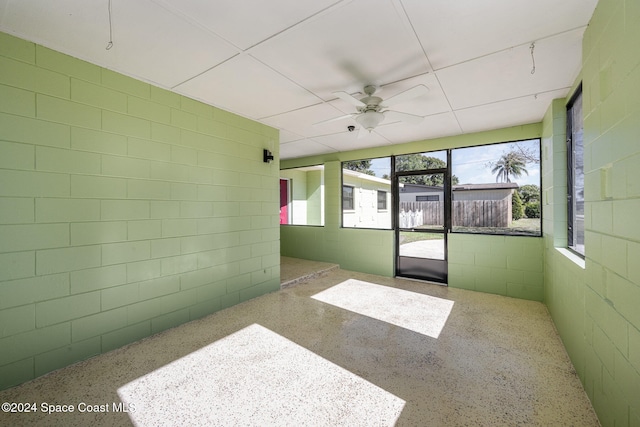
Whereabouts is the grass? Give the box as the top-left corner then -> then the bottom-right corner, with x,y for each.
399,218 -> 541,242
452,218 -> 541,236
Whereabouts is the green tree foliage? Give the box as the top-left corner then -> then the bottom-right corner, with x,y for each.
519,184 -> 540,203
395,154 -> 459,185
512,190 -> 525,220
491,151 -> 528,183
525,201 -> 541,218
342,160 -> 375,176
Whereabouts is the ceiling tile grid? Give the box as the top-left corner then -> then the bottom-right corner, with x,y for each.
0,0 -> 598,159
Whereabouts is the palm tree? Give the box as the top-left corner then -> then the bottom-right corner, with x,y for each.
491,151 -> 528,183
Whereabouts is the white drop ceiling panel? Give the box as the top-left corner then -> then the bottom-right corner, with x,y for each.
152,0 -> 341,50
437,29 -> 584,110
249,0 -> 431,101
175,54 -> 322,120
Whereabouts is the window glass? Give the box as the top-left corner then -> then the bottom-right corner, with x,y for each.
395,150 -> 447,172
567,88 -> 584,255
343,186 -> 354,210
342,157 -> 391,229
377,190 -> 387,210
451,140 -> 541,236
279,165 -> 324,226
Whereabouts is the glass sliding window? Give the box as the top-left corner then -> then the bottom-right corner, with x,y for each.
567,86 -> 584,255
342,157 -> 391,229
451,140 -> 541,236
279,165 -> 324,226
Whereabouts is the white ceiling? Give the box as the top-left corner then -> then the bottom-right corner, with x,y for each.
0,0 -> 597,160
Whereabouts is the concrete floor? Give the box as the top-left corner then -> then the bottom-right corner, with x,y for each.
0,258 -> 600,426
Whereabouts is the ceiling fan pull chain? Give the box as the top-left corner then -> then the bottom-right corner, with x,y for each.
106,0 -> 114,50
530,42 -> 536,75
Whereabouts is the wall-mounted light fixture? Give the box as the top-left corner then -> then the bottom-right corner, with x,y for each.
263,149 -> 274,163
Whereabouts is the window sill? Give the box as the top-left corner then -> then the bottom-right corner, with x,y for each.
555,247 -> 585,269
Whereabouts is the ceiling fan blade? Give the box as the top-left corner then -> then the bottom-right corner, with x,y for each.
313,114 -> 355,126
382,84 -> 429,107
332,91 -> 366,107
384,110 -> 424,125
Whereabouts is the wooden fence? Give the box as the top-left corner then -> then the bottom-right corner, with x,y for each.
399,200 -> 509,228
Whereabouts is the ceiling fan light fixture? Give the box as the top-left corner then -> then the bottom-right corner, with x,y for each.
355,111 -> 384,131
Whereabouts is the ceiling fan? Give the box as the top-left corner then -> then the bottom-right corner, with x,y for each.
316,84 -> 429,136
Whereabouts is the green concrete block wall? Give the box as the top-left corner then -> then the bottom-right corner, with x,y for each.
0,31 -> 280,390
448,234 -> 543,301
542,0 -> 640,424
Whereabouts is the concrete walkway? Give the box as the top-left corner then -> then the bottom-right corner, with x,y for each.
399,239 -> 445,260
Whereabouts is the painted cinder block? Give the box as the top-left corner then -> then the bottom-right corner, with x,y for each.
160,254 -> 198,276
101,200 -> 150,221
0,323 -> 70,366
0,197 -> 34,224
36,94 -> 101,129
71,307 -> 128,342
138,275 -> 180,300
181,96 -> 213,118
36,46 -> 100,83
71,127 -> 127,155
101,322 -> 150,353
150,238 -> 181,259
0,56 -> 70,99
101,68 -> 150,99
151,122 -> 180,144
35,292 -> 100,328
36,245 -> 101,275
34,337 -> 100,378
0,84 -> 35,117
151,308 -> 190,334
150,86 -> 180,109
0,358 -> 34,390
126,259 -> 161,284
127,179 -> 171,200
129,137 -> 171,162
127,96 -> 171,123
0,223 -> 68,253
36,146 -> 100,174
0,31 -> 280,392
128,220 -> 162,241
101,283 -> 139,311
102,110 -> 151,139
71,78 -> 126,112
102,241 -> 151,266
0,304 -> 35,338
171,108 -> 197,131
71,175 -> 126,199
102,154 -> 150,179
0,113 -> 70,149
0,31 -> 35,63
70,265 -> 127,294
0,273 -> 68,310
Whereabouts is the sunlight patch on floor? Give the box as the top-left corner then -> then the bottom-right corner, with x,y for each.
312,279 -> 454,338
117,324 -> 404,426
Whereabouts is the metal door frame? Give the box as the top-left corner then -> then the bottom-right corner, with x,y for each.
393,152 -> 452,283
